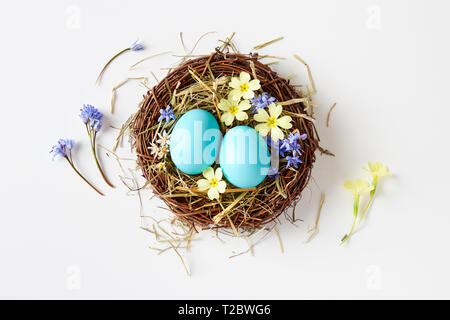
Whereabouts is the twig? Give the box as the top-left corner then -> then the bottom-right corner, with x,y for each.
253,36 -> 284,50
274,226 -> 284,254
293,54 -> 317,94
175,186 -> 256,194
326,103 -> 336,127
305,193 -> 325,243
129,51 -> 171,70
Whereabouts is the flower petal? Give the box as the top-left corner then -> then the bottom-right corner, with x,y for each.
254,109 -> 270,122
344,180 -> 354,191
221,112 -> 234,126
235,111 -> 248,121
243,90 -> 255,100
218,98 -> 231,111
271,126 -> 284,142
255,123 -> 270,136
238,99 -> 251,111
197,179 -> 210,191
217,181 -> 226,193
208,188 -> 219,200
229,89 -> 242,101
203,167 -> 214,180
229,77 -> 240,89
249,79 -> 261,91
268,103 -> 282,119
215,167 -> 223,181
277,116 -> 293,129
240,72 -> 251,83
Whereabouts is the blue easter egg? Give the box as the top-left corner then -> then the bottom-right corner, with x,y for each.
170,109 -> 221,175
219,126 -> 270,188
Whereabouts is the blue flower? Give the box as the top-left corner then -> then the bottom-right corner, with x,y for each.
280,132 -> 308,157
286,155 -> 302,169
50,139 -> 74,161
80,104 -> 103,132
268,167 -> 280,178
250,92 -> 276,114
266,136 -> 288,157
130,40 -> 144,51
158,105 -> 176,123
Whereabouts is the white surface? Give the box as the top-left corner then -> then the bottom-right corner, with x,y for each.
1,0 -> 449,299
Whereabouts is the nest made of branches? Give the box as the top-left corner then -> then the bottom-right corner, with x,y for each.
132,52 -> 318,231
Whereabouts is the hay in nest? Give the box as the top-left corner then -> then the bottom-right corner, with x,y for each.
132,52 -> 319,231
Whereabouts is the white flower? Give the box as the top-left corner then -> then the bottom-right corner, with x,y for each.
229,72 -> 261,100
197,167 -> 226,200
254,103 -> 292,141
148,142 -> 160,157
218,95 -> 251,126
156,130 -> 171,147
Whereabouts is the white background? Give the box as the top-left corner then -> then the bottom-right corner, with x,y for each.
1,0 -> 449,299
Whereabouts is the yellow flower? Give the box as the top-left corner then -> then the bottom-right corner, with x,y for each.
363,162 -> 392,178
229,72 -> 261,100
157,145 -> 169,159
218,95 -> 251,126
197,167 -> 226,200
156,162 -> 166,171
254,103 -> 292,141
344,178 -> 374,197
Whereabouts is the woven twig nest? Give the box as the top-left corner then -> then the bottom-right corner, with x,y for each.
132,52 -> 318,230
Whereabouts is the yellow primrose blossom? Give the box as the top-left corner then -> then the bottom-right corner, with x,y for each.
344,178 -> 374,197
254,103 -> 292,141
363,162 -> 392,178
197,167 -> 226,200
229,72 -> 261,100
218,95 -> 251,126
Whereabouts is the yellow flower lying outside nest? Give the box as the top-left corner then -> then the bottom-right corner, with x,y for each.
341,162 -> 391,245
197,167 -> 227,200
344,179 -> 374,197
364,162 -> 392,179
254,103 -> 293,141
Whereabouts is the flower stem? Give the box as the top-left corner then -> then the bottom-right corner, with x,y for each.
65,157 -> 104,196
90,131 -> 115,188
95,47 -> 130,85
357,177 -> 378,229
340,195 -> 360,246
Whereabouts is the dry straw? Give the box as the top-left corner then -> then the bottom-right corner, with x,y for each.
131,50 -> 319,231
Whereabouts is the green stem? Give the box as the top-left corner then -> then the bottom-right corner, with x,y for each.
65,156 -> 104,196
340,195 -> 360,246
95,47 -> 131,85
90,130 -> 115,188
356,177 -> 378,228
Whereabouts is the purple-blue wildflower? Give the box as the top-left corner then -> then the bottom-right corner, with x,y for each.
80,104 -> 103,132
79,104 -> 114,188
158,105 -> 176,123
50,139 -> 74,161
266,136 -> 289,157
130,39 -> 144,51
286,155 -> 302,169
95,39 -> 145,85
50,139 -> 104,196
250,92 -> 276,114
280,132 -> 308,157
